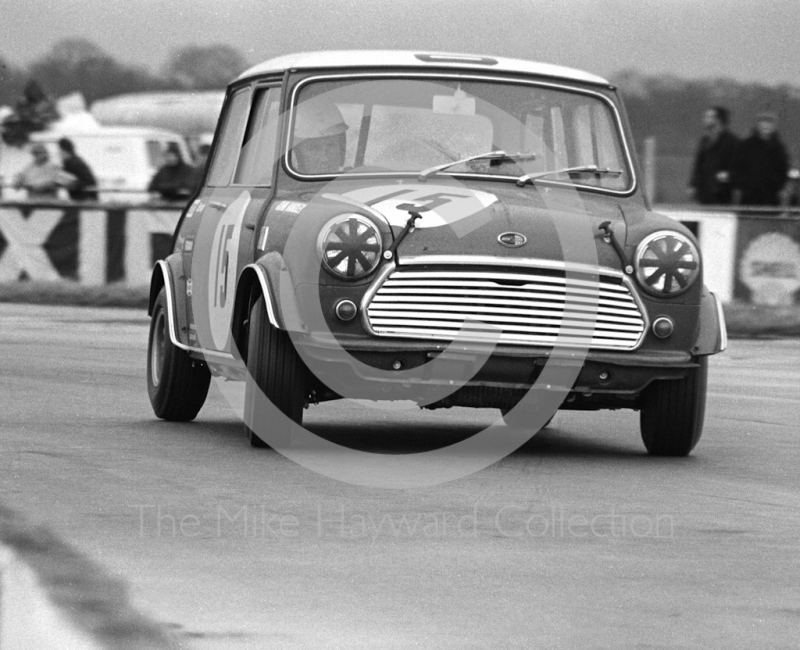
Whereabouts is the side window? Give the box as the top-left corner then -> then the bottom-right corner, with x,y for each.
207,87 -> 252,187
523,113 -> 547,174
568,101 -> 628,190
146,140 -> 163,169
571,104 -> 596,167
592,104 -> 624,170
234,86 -> 282,186
550,107 -> 568,168
166,140 -> 188,164
524,109 -> 566,170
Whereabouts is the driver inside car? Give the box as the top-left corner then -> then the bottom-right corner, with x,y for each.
291,98 -> 348,174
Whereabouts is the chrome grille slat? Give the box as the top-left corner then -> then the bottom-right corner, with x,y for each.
377,283 -> 635,302
371,295 -> 640,318
373,290 -> 639,311
370,318 -> 641,338
376,327 -> 638,348
387,270 -> 631,292
366,266 -> 647,351
369,303 -> 645,325
369,310 -> 644,331
388,272 -> 631,290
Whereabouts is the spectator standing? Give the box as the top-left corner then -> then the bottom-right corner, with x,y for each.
732,112 -> 789,206
58,138 -> 98,201
13,142 -> 70,199
148,143 -> 196,202
688,106 -> 739,205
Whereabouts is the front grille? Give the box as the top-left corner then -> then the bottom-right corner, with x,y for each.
365,266 -> 646,350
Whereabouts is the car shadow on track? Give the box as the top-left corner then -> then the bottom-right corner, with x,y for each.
517,428 -> 647,459
298,420 -> 647,459
136,415 -> 651,460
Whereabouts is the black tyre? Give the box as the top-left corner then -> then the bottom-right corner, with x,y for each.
147,287 -> 210,421
243,295 -> 307,448
640,356 -> 708,456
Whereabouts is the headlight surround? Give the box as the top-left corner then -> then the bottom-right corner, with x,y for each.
634,231 -> 700,297
318,213 -> 383,281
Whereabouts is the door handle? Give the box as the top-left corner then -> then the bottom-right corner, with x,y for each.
209,200 -> 228,211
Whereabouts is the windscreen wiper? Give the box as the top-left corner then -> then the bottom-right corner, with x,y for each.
516,164 -> 623,187
419,150 -> 540,182
418,150 -> 508,181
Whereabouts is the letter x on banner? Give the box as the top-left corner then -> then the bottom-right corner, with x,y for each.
0,206 -> 180,284
0,207 -> 74,282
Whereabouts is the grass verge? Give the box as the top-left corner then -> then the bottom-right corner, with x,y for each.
723,301 -> 800,338
0,281 -> 149,309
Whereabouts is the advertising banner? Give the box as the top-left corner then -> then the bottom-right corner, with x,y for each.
2,202 -> 799,302
734,214 -> 800,306
0,201 -> 180,285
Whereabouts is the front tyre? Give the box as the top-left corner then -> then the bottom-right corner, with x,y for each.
243,295 -> 307,448
640,356 -> 708,456
147,287 -> 210,421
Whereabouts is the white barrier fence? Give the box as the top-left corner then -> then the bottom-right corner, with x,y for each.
659,206 -> 800,307
0,201 -> 798,306
0,202 -> 179,287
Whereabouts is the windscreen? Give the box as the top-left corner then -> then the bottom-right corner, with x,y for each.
288,77 -> 632,192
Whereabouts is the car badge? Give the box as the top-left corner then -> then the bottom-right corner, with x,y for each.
498,232 -> 527,248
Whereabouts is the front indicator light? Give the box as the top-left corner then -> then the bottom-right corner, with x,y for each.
318,214 -> 382,281
335,299 -> 357,321
635,231 -> 700,296
652,317 -> 674,339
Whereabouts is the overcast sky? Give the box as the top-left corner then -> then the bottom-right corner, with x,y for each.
1,0 -> 797,86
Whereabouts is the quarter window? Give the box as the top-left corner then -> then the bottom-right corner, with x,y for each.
234,86 -> 282,186
146,140 -> 163,169
207,87 -> 252,187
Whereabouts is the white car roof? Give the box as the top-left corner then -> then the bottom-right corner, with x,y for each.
31,125 -> 186,140
91,91 -> 225,107
237,50 -> 610,86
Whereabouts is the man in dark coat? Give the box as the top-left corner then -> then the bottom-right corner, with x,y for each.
148,143 -> 197,202
58,138 -> 98,201
732,112 -> 789,206
688,106 -> 739,205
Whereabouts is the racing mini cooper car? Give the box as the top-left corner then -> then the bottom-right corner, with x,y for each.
147,51 -> 726,456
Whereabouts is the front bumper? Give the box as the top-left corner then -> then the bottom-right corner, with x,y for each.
295,332 -> 695,409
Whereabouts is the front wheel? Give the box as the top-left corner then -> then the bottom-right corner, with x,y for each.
147,287 -> 210,421
243,295 -> 307,448
640,356 -> 708,456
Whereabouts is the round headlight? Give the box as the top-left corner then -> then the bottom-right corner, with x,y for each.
634,231 -> 700,296
318,214 -> 383,280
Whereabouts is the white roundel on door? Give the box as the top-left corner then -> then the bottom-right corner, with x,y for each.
208,191 -> 251,350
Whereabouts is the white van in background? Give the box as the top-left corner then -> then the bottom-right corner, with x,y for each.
90,91 -> 224,160
27,126 -> 194,203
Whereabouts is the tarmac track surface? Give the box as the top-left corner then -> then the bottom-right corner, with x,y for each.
1,304 -> 799,649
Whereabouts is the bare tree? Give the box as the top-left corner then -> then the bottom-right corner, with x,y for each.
162,45 -> 249,89
28,38 -> 167,104
0,56 -> 27,107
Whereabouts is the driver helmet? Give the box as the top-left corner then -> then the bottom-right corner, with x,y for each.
293,97 -> 347,141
